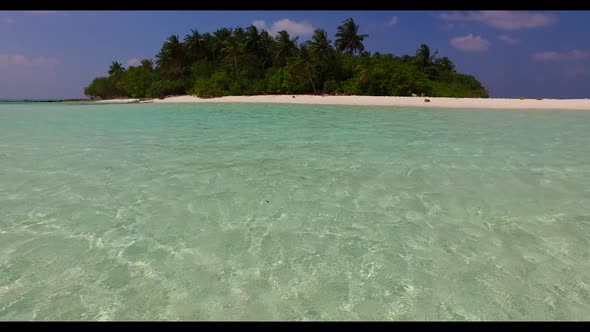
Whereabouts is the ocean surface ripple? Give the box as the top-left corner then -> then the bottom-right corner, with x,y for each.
1,103 -> 589,320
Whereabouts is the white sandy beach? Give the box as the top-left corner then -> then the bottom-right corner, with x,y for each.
95,95 -> 590,110
94,98 -> 140,103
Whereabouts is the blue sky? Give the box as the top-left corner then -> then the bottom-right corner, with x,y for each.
1,10 -> 589,99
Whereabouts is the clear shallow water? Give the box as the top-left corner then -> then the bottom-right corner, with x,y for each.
1,102 -> 590,321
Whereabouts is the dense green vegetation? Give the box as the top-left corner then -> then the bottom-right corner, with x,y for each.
84,18 -> 488,99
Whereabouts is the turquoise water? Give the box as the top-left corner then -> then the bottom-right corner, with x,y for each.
1,102 -> 590,320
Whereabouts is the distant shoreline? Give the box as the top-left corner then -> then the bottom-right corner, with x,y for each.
0,98 -> 90,103
90,95 -> 590,111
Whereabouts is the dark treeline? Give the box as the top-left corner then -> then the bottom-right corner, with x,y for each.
84,18 -> 489,99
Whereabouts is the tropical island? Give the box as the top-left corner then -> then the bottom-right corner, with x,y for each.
84,18 -> 489,100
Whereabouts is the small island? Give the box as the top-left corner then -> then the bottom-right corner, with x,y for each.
84,18 -> 489,100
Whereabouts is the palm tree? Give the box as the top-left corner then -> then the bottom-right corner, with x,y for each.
292,44 -> 317,94
309,29 -> 334,64
221,36 -> 244,81
156,35 -> 186,77
356,64 -> 372,84
434,56 -> 455,72
243,24 -> 270,72
184,29 -> 202,62
415,44 -> 441,79
335,18 -> 368,55
399,54 -> 414,64
211,28 -> 233,65
213,27 -> 233,41
140,59 -> 154,71
200,33 -> 216,63
108,61 -> 124,76
233,27 -> 247,42
245,25 -> 260,54
257,30 -> 275,71
415,44 -> 438,68
309,29 -> 336,88
274,30 -> 298,67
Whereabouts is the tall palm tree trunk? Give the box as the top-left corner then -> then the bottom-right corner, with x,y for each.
306,69 -> 316,94
233,56 -> 238,81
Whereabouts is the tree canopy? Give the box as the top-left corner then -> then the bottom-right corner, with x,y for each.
84,18 -> 488,99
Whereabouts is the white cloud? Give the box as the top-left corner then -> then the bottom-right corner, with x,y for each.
438,11 -> 555,30
0,53 -> 58,67
387,16 -> 398,27
252,18 -> 315,37
0,54 -> 60,99
126,58 -> 141,67
450,34 -> 490,52
252,20 -> 267,30
271,18 -> 315,36
533,49 -> 590,61
0,17 -> 15,24
499,35 -> 520,45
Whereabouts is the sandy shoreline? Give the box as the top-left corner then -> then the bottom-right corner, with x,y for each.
94,95 -> 590,110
